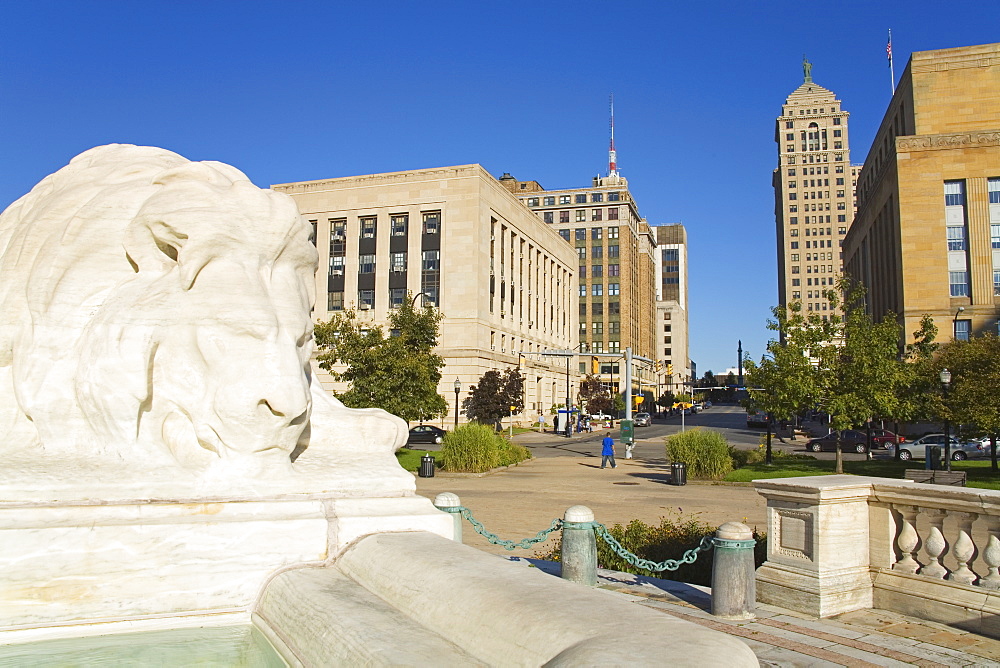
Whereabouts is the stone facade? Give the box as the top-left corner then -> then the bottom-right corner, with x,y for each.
843,42 -> 1000,342
773,70 -> 859,315
272,165 -> 579,423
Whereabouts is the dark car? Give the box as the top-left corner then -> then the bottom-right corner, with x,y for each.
746,411 -> 770,428
407,425 -> 447,445
633,412 -> 651,427
806,430 -> 870,454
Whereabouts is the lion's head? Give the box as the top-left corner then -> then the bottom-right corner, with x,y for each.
0,145 -> 331,478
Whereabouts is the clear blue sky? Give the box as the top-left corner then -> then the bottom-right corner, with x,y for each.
2,2 -> 995,373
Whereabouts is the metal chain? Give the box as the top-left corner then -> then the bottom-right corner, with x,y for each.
593,525 -> 714,572
458,507 -> 564,550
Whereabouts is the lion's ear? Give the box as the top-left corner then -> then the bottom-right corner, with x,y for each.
123,218 -> 187,275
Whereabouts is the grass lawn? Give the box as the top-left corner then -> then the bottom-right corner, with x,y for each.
725,457 -> 1000,490
395,448 -> 439,472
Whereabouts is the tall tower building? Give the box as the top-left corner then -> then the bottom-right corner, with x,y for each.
773,59 -> 859,315
653,224 -> 689,394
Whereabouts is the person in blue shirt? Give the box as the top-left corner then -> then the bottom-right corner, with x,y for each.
601,432 -> 616,469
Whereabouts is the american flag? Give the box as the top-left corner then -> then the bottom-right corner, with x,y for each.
887,30 -> 893,65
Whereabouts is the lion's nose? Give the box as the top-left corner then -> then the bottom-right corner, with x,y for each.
257,387 -> 309,422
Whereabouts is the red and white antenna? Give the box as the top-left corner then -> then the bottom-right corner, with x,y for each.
608,94 -> 618,177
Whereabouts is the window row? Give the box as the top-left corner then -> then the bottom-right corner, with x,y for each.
544,208 -> 621,223
528,192 -> 621,207
559,226 -> 620,242
574,245 -> 620,259
327,287 -> 441,312
578,264 -> 621,278
578,283 -> 621,296
337,250 -> 441,275
579,301 -> 621,316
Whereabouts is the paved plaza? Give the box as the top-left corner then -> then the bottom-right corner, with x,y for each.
412,429 -> 1000,667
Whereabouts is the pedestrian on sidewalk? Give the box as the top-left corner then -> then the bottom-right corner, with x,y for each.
601,432 -> 617,469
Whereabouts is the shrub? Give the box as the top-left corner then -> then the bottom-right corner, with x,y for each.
665,429 -> 733,479
729,444 -> 766,468
535,513 -> 767,586
441,423 -> 531,472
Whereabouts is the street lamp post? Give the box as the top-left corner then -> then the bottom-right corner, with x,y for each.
940,368 -> 952,471
453,378 -> 461,430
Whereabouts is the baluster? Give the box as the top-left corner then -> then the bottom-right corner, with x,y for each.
920,509 -> 949,580
979,516 -> 1000,590
892,505 -> 921,574
949,512 -> 978,585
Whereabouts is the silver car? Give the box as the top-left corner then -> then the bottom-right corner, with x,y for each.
633,412 -> 651,427
887,433 -> 986,461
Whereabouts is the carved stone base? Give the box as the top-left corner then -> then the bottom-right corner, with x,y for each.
756,562 -> 873,618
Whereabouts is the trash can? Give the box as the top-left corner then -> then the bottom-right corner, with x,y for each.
670,461 -> 687,486
925,446 -> 941,470
419,454 -> 436,478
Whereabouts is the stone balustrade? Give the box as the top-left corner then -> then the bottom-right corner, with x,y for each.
754,475 -> 1000,637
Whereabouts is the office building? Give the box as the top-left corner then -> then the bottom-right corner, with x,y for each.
773,60 -> 860,315
653,223 -> 689,394
498,171 -> 658,392
272,165 -> 579,423
844,42 -> 1000,342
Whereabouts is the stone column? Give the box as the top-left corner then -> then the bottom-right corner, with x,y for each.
561,505 -> 598,586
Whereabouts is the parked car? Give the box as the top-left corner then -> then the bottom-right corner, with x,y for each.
746,411 -> 770,428
633,412 -> 651,427
887,434 -> 985,461
407,425 -> 447,445
806,430 -> 870,453
587,413 -> 613,422
869,428 -> 906,449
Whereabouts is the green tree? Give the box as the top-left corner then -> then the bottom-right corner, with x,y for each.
313,297 -> 448,423
657,391 -> 676,412
744,300 -> 827,464
934,333 -> 1000,471
891,315 -> 939,460
463,368 -> 524,429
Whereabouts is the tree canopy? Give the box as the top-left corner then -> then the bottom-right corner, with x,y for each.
462,368 -> 524,428
313,297 -> 448,423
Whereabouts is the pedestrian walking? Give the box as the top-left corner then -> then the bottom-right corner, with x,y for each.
600,432 -> 616,469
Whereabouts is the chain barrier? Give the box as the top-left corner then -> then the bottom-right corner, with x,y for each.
440,504 -> 717,566
446,506 -> 564,550
593,526 -> 715,572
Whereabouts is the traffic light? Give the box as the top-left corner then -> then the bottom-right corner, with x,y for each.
591,356 -> 600,374
654,361 -> 662,372
667,364 -> 674,376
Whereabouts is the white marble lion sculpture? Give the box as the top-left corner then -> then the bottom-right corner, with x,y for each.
0,145 -> 409,495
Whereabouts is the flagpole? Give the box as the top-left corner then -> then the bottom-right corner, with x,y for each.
887,29 -> 895,94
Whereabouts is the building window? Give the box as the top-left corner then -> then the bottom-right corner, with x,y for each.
543,196 -> 555,206
575,228 -> 586,241
609,301 -> 620,315
791,266 -> 800,274
577,247 -> 587,259
791,254 -> 799,261
790,242 -> 799,249
559,229 -> 570,241
391,214 -> 407,236
592,284 -> 603,297
989,178 -> 1000,204
576,210 -> 587,222
575,194 -> 587,204
954,319 -> 971,342
608,282 -> 620,295
391,252 -> 406,272
359,254 -> 375,273
609,321 -> 620,334
608,264 -> 620,276
579,303 -> 587,317
422,211 -> 440,234
560,195 -> 571,204
527,197 -> 539,207
579,265 -> 587,278
792,279 -> 800,286
592,246 -> 603,259
790,217 -> 798,224
947,226 -> 967,251
608,192 -> 620,201
389,288 -> 406,308
329,255 -> 345,276
360,216 -> 376,238
607,227 -> 619,239
328,291 -> 344,311
995,269 -> 1000,296
591,193 -> 603,203
992,224 -> 1000,249
591,227 -> 602,241
945,181 -> 966,206
579,284 -> 587,297
591,265 -> 603,278
592,321 -> 603,335
608,244 -> 619,258
359,289 -> 375,309
560,210 -> 570,223
422,250 -> 440,271
592,302 -> 604,316
950,271 -> 969,297
543,212 -> 554,224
